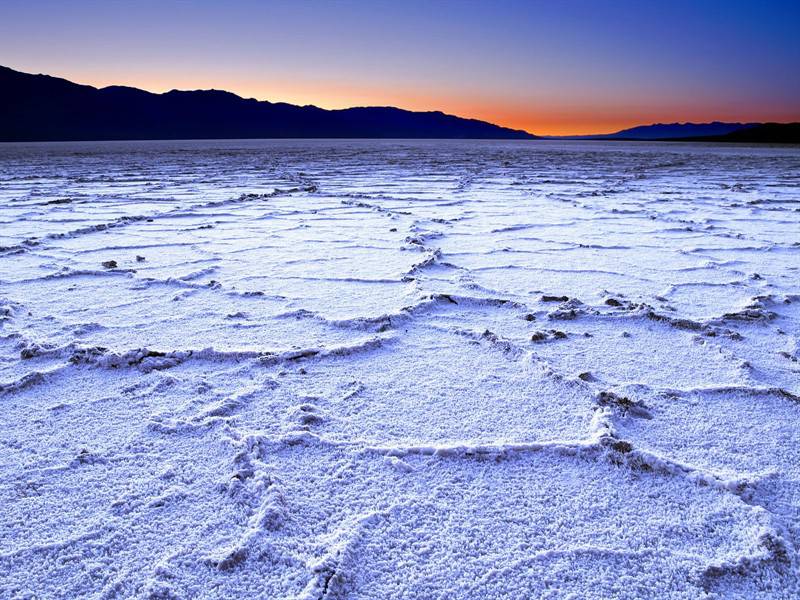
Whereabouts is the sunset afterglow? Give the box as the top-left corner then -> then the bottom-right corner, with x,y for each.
1,0 -> 798,135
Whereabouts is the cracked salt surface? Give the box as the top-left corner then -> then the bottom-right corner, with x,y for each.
0,139 -> 799,599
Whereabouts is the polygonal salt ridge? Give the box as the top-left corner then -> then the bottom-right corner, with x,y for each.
595,390 -> 654,419
0,367 -> 65,395
444,324 -> 585,383
223,429 -> 288,508
210,183 -> 316,208
284,401 -> 328,431
257,334 -> 393,367
194,384 -> 276,421
203,485 -> 290,571
173,265 -> 220,283
120,372 -> 181,397
718,303 -> 779,323
629,304 -> 706,331
595,434 -> 779,501
545,297 -> 592,321
17,338 -> 63,360
274,307 -> 398,334
130,271 -> 283,299
453,170 -> 480,192
295,506 -> 396,600
401,249 -> 442,280
404,225 -> 444,245
17,337 -> 391,375
412,292 -> 529,312
279,442 -> 789,596
434,379 -> 786,504
595,300 -> 756,339
439,325 -> 529,360
43,214 -> 151,241
654,384 -> 800,405
0,241 -> 34,256
340,195 -> 414,216
204,440 -> 291,571
414,297 -> 589,360
372,435 -> 603,464
701,539 -> 795,600
146,380 -> 280,435
601,295 -> 638,309
529,329 -> 570,343
5,185 -> 316,259
0,297 -> 22,321
275,292 -> 534,335
604,382 -> 800,426
60,345 -> 267,372
0,330 -> 28,349
10,266 -> 137,284
209,434 -> 347,572
273,168 -> 318,188
616,385 -> 800,486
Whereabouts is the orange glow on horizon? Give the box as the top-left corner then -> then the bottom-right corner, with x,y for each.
50,69 -> 800,137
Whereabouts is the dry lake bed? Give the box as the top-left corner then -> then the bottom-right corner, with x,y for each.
1,139 -> 799,599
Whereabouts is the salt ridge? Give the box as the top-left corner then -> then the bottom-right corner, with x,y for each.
0,139 -> 798,598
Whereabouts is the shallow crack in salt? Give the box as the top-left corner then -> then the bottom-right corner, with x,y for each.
1,139 -> 799,599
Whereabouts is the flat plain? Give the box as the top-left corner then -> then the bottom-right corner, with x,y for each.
1,139 -> 799,599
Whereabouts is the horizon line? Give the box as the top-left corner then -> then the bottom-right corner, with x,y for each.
4,63 -> 799,138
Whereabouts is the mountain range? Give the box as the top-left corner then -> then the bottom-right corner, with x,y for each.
558,121 -> 799,143
564,122 -> 757,140
1,65 -> 797,143
0,65 -> 533,142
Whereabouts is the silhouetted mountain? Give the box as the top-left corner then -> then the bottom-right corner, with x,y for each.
566,121 -> 757,140
676,123 -> 800,144
0,65 -> 535,142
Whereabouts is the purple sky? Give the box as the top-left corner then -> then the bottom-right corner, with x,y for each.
1,0 -> 798,135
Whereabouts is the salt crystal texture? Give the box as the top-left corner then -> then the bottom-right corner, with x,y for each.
0,139 -> 798,599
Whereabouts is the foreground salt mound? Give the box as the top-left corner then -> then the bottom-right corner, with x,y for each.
0,140 -> 798,598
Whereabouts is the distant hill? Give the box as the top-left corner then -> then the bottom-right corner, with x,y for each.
549,121 -> 798,144
0,65 -> 535,142
676,122 -> 800,144
568,122 -> 758,140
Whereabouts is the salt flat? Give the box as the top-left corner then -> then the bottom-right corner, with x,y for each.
0,139 -> 799,599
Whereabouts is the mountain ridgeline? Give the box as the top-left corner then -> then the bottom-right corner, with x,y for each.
674,122 -> 800,144
1,65 -> 797,143
561,121 -> 799,143
580,122 -> 757,139
0,65 -> 535,142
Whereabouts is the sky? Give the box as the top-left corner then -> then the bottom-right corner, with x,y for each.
1,0 -> 798,135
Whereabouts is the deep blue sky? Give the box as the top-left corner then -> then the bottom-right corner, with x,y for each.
1,0 -> 798,134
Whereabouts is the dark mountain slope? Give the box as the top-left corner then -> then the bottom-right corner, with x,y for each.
0,65 -> 535,141
600,121 -> 756,140
677,123 -> 800,144
557,121 -> 757,140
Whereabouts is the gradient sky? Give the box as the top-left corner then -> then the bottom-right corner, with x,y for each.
1,0 -> 798,135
